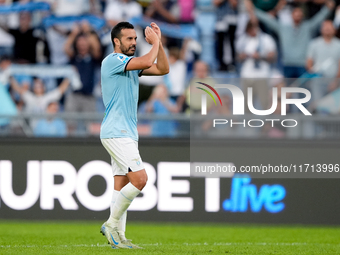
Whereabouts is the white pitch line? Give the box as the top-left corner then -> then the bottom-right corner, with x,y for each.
0,242 -> 338,248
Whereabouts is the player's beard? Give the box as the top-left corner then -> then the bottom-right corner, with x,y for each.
120,43 -> 136,56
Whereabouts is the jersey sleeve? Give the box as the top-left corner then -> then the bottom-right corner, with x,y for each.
107,54 -> 134,75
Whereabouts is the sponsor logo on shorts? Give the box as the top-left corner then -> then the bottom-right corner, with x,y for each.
132,158 -> 141,166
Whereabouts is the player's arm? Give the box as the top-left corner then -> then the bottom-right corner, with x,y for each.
140,22 -> 170,76
125,27 -> 160,71
141,42 -> 169,76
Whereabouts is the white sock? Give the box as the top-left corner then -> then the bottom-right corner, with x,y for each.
109,189 -> 119,221
109,183 -> 140,228
118,211 -> 127,241
108,189 -> 127,240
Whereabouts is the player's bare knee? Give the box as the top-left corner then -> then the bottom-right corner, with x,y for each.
131,180 -> 144,190
138,175 -> 148,190
140,174 -> 148,189
130,172 -> 147,190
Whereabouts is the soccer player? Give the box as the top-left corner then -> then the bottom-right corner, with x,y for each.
99,21 -> 169,249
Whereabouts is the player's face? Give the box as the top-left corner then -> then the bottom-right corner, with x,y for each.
119,29 -> 137,56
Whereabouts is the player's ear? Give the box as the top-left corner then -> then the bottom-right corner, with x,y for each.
114,38 -> 120,47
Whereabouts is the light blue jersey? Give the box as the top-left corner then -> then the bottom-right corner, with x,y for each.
100,53 -> 141,141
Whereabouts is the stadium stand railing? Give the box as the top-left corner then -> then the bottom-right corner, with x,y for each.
1,113 -> 340,139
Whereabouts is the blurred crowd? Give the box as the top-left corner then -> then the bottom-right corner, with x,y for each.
0,0 -> 340,138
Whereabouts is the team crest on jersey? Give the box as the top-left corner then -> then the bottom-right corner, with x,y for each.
117,55 -> 128,64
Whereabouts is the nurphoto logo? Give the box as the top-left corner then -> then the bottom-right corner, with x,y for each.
196,83 -> 312,128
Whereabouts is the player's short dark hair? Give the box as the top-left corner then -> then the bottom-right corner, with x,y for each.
111,22 -> 134,47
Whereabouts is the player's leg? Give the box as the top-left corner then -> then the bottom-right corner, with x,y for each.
110,139 -> 146,248
110,173 -> 147,243
100,164 -> 130,248
114,175 -> 130,190
108,169 -> 146,249
109,169 -> 147,228
107,175 -> 129,241
101,138 -> 146,249
100,142 -> 133,249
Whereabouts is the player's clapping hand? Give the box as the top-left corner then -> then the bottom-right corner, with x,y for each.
145,26 -> 159,45
150,22 -> 161,40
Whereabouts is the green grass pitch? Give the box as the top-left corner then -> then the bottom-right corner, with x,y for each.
0,220 -> 339,254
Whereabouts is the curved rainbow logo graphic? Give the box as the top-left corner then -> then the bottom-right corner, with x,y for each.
196,82 -> 222,106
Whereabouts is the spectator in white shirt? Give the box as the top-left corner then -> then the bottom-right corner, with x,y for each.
104,0 -> 142,28
306,20 -> 340,99
236,20 -> 277,111
164,47 -> 187,102
48,0 -> 95,16
10,76 -> 70,114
